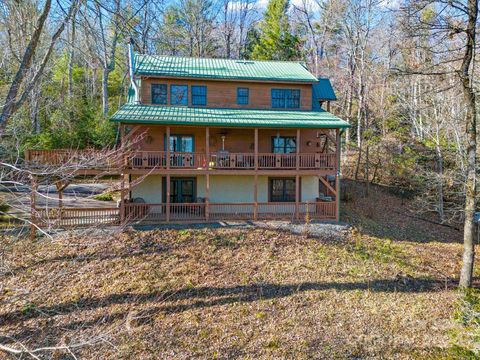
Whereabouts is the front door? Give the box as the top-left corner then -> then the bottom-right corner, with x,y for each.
163,178 -> 196,203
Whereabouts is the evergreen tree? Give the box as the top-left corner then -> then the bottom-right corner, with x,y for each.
250,0 -> 300,60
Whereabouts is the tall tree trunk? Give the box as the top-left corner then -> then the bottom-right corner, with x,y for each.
459,0 -> 478,288
102,69 -> 109,116
68,7 -> 77,101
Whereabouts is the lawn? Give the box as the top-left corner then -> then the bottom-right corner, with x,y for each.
0,221 -> 465,359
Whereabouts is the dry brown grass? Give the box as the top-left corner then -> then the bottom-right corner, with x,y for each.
0,221 -> 465,359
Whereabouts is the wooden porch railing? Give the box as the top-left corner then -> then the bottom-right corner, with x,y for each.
127,151 -> 337,170
25,149 -> 121,168
26,149 -> 337,171
35,207 -> 120,227
35,202 -> 336,227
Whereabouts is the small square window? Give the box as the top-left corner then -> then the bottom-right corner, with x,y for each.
191,85 -> 207,106
151,84 -> 167,105
237,88 -> 249,105
171,85 -> 188,105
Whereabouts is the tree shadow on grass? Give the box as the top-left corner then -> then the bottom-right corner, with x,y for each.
0,276 -> 456,332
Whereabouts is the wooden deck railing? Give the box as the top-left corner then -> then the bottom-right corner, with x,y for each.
26,149 -> 336,171
35,207 -> 120,227
35,202 -> 336,227
25,149 -> 121,168
127,151 -> 337,170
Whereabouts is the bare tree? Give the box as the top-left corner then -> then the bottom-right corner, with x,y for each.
0,0 -> 78,131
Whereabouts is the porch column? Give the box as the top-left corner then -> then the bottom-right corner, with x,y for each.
335,128 -> 341,223
205,127 -> 210,221
30,175 -> 37,240
295,129 -> 300,221
295,174 -> 300,221
166,126 -> 171,170
166,126 -> 171,222
254,128 -> 258,220
120,173 -> 126,225
166,174 -> 170,222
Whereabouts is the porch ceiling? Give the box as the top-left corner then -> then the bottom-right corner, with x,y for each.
110,105 -> 350,129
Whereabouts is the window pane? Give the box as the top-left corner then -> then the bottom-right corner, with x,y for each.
171,85 -> 188,105
191,86 -> 207,106
152,84 -> 167,104
271,89 -> 285,108
286,89 -> 300,108
270,178 -> 296,202
237,88 -> 249,105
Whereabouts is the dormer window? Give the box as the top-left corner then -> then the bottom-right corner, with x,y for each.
271,89 -> 300,109
151,84 -> 167,105
171,85 -> 188,106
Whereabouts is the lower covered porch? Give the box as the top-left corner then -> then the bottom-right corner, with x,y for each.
123,174 -> 338,223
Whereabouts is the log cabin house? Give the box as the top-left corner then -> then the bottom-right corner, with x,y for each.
25,42 -> 350,228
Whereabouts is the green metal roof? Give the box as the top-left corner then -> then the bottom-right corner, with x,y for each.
111,104 -> 350,129
134,55 -> 319,83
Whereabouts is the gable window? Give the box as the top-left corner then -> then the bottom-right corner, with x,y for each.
272,136 -> 296,153
237,87 -> 249,105
151,84 -> 167,104
191,85 -> 207,106
269,178 -> 296,202
271,89 -> 300,109
170,85 -> 188,105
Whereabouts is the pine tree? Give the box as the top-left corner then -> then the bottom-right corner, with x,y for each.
250,0 -> 301,60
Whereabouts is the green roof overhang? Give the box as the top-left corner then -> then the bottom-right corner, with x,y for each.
110,104 -> 351,129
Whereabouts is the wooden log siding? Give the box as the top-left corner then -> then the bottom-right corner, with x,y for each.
34,202 -> 336,228
140,78 -> 313,110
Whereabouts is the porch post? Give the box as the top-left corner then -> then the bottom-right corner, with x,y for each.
166,126 -> 171,170
30,175 -> 37,240
295,129 -> 300,221
205,127 -> 210,221
120,173 -> 125,225
295,174 -> 300,221
335,128 -> 341,223
166,174 -> 171,222
166,126 -> 171,222
254,128 -> 258,220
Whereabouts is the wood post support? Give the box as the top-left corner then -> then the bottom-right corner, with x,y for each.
295,174 -> 300,221
205,173 -> 210,221
336,129 -> 341,223
254,128 -> 258,220
166,174 -> 170,222
205,127 -> 210,221
120,174 -> 126,224
166,126 -> 170,170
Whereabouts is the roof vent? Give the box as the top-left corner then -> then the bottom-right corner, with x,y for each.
235,60 -> 254,65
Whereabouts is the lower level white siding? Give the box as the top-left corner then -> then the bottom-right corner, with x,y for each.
131,174 -> 320,203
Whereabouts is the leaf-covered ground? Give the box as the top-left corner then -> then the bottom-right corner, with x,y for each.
0,218 -> 465,359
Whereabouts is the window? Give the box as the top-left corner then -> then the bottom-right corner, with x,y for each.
191,85 -> 207,106
170,85 -> 188,105
270,178 -> 296,202
271,89 -> 300,109
169,135 -> 194,152
237,87 -> 249,105
272,136 -> 296,153
151,84 -> 167,104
